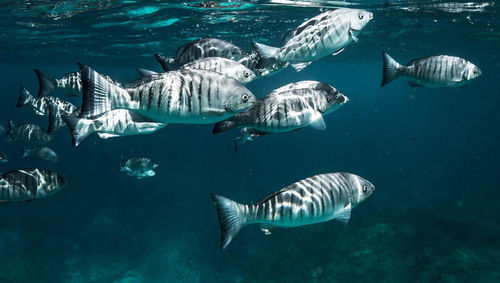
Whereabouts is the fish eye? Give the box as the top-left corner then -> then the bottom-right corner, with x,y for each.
473,69 -> 478,74
363,186 -> 368,193
244,71 -> 249,77
242,95 -> 248,101
232,48 -> 238,54
359,13 -> 364,20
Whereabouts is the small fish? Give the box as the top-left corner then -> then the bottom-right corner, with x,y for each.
253,9 -> 373,71
233,127 -> 265,152
120,157 -> 158,179
0,169 -> 68,203
20,146 -> 58,162
0,151 -> 7,163
4,121 -> 52,144
211,172 -> 375,249
34,69 -> 121,97
213,81 -> 348,135
78,64 -> 256,124
155,38 -> 246,71
381,52 -> 482,87
63,109 -> 167,146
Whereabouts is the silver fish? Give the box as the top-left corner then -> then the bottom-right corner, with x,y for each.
155,38 -> 246,71
78,64 -> 256,124
0,151 -> 7,163
120,157 -> 158,179
381,52 -> 482,87
213,81 -> 348,135
20,146 -> 58,162
253,9 -> 373,71
5,121 -> 52,144
211,172 -> 375,249
0,169 -> 68,203
63,109 -> 166,146
34,69 -> 121,97
180,57 -> 256,84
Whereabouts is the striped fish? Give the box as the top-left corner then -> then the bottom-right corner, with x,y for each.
34,69 -> 121,97
252,9 -> 373,71
0,151 -> 7,163
78,64 -> 256,124
213,81 -> 348,135
5,121 -> 52,144
238,50 -> 289,78
155,38 -> 246,71
180,57 -> 256,84
120,157 -> 158,179
0,169 -> 68,203
381,52 -> 482,87
63,110 -> 166,146
211,172 -> 375,249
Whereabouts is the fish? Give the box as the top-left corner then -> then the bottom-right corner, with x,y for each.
213,81 -> 348,135
233,127 -> 266,152
381,52 -> 482,87
179,57 -> 256,84
238,50 -> 289,78
252,9 -> 373,71
155,38 -> 246,71
120,157 -> 158,179
0,151 -> 7,163
4,121 -> 52,144
211,172 -> 375,249
63,109 -> 167,146
78,63 -> 256,124
0,169 -> 68,203
20,146 -> 58,162
34,69 -> 121,97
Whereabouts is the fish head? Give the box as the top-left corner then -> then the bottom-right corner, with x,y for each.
234,66 -> 256,84
226,46 -> 245,61
224,85 -> 256,113
352,175 -> 375,205
349,9 -> 373,31
463,62 -> 482,81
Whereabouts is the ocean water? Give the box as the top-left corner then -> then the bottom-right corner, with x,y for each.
1,1 -> 500,282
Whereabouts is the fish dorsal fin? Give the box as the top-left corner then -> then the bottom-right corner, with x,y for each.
335,202 -> 352,225
281,29 -> 296,45
294,19 -> 318,38
257,187 -> 290,204
124,74 -> 164,88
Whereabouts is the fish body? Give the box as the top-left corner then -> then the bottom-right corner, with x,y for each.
63,109 -> 166,146
155,38 -> 246,71
120,157 -> 158,179
213,81 -> 348,134
20,146 -> 58,162
0,169 -> 67,202
253,9 -> 373,71
381,52 -> 482,87
211,172 -> 375,249
5,121 -> 52,144
0,151 -> 7,163
79,64 -> 256,124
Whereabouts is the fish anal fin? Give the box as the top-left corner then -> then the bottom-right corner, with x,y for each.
349,30 -> 359,42
308,111 -> 326,131
332,47 -> 345,56
335,202 -> 351,225
260,224 -> 276,235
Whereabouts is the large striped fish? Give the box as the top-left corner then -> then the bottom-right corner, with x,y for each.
78,64 -> 256,124
0,169 -> 67,203
34,69 -> 121,97
252,9 -> 373,71
4,121 -> 52,144
63,109 -> 166,146
381,52 -> 482,87
213,81 -> 348,135
155,38 -> 246,71
211,172 -> 375,249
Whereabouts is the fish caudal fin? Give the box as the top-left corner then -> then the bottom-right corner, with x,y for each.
62,115 -> 95,147
212,119 -> 237,134
211,193 -> 248,250
34,69 -> 58,97
155,54 -> 176,71
78,63 -> 128,118
381,51 -> 403,87
47,103 -> 65,133
252,43 -> 280,69
17,86 -> 35,108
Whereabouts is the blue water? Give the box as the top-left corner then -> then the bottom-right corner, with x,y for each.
1,1 -> 500,282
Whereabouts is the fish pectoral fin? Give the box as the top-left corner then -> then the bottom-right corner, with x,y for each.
408,81 -> 424,87
349,30 -> 359,42
291,62 -> 312,72
335,202 -> 352,225
308,111 -> 326,131
332,47 -> 345,56
260,224 -> 276,235
201,107 -> 226,116
97,133 -> 120,139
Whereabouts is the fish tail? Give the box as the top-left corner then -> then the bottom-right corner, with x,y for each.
252,42 -> 280,69
17,86 -> 35,108
211,193 -> 248,250
212,119 -> 237,134
381,51 -> 403,86
20,146 -> 30,158
155,54 -> 176,71
78,63 -> 129,118
62,115 -> 95,147
34,69 -> 58,97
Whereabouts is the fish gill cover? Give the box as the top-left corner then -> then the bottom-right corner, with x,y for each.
0,0 -> 499,282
